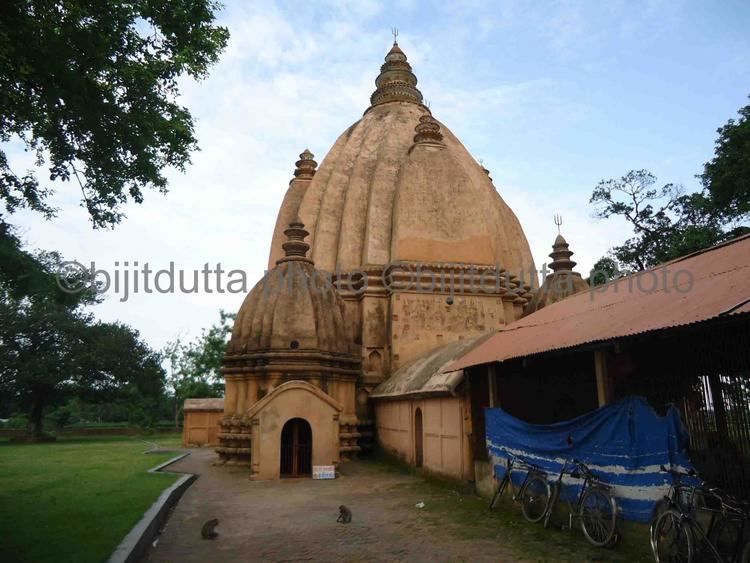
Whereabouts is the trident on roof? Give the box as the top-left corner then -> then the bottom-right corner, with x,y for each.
391,27 -> 399,43
554,214 -> 563,234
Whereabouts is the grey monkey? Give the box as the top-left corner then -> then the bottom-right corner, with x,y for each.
201,518 -> 219,539
337,505 -> 352,524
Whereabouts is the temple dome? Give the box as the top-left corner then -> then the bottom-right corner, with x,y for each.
228,222 -> 352,356
268,42 -> 535,280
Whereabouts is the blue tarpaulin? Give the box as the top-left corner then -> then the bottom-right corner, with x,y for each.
485,396 -> 695,522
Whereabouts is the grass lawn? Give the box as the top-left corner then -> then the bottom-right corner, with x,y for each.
0,434 -> 183,563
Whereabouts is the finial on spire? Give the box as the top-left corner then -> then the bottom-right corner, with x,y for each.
277,220 -> 312,265
549,226 -> 576,273
413,113 -> 444,145
369,32 -> 423,108
294,149 -> 317,179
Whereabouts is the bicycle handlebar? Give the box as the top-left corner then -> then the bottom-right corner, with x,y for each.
660,464 -> 696,478
500,448 -> 543,472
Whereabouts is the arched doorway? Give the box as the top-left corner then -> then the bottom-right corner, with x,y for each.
280,418 -> 312,477
414,408 -> 423,468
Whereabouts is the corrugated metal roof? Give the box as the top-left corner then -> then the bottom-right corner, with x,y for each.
371,333 -> 493,399
451,235 -> 750,370
183,398 -> 224,411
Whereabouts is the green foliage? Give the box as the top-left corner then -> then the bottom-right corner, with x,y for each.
591,170 -> 748,271
701,96 -> 750,218
590,170 -> 731,270
181,309 -> 235,382
587,256 -> 622,286
163,310 -> 233,426
0,0 -> 228,227
0,227 -> 167,435
591,98 -> 750,271
0,221 -> 99,305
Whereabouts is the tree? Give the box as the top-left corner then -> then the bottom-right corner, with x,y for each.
591,98 -> 750,272
0,0 -> 229,228
0,228 -> 165,437
163,310 -> 233,427
587,256 -> 621,287
700,96 -> 750,218
0,299 -> 166,437
0,221 -> 95,305
590,170 -> 748,272
181,309 -> 235,383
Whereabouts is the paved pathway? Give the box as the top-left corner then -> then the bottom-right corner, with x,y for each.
145,449 -> 520,562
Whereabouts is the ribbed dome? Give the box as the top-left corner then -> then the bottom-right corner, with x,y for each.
228,222 -> 352,356
268,44 -> 535,279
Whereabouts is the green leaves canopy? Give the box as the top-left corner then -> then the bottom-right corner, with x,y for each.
0,0 -> 228,227
701,96 -> 750,218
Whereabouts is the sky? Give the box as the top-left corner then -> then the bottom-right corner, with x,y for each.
8,0 -> 750,352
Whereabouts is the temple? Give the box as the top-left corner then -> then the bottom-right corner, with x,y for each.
178,34 -> 750,511
188,39 -> 575,479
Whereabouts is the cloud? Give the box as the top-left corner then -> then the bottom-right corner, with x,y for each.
8,0 -> 736,353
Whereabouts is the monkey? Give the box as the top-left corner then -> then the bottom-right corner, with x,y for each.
201,518 -> 219,540
336,505 -> 352,524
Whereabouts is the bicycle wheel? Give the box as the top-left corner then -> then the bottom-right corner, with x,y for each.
711,517 -> 743,561
579,486 -> 617,547
650,500 -> 669,555
543,482 -> 559,529
519,473 -> 550,523
652,508 -> 694,563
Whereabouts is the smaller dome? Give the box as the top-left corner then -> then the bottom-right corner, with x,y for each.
227,222 -> 352,356
523,232 -> 589,315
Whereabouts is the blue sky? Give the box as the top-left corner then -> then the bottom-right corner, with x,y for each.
9,0 -> 750,350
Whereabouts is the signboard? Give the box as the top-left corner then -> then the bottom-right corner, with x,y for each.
312,465 -> 336,479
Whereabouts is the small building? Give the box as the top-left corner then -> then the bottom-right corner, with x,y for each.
183,398 -> 224,447
371,336 -> 492,481
451,234 -> 750,498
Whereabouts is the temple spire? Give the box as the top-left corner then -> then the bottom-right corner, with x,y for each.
293,149 -> 317,179
370,34 -> 423,107
548,233 -> 577,273
277,220 -> 313,265
413,113 -> 443,145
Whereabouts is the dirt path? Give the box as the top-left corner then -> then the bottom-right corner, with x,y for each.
144,450 -> 520,562
145,450 -> 651,562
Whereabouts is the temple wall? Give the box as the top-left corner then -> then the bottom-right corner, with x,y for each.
389,292 -> 511,371
374,395 -> 471,481
223,374 -> 357,420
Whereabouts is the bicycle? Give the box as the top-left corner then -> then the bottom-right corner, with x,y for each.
542,458 -> 619,547
651,465 -> 750,562
488,448 -> 551,523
